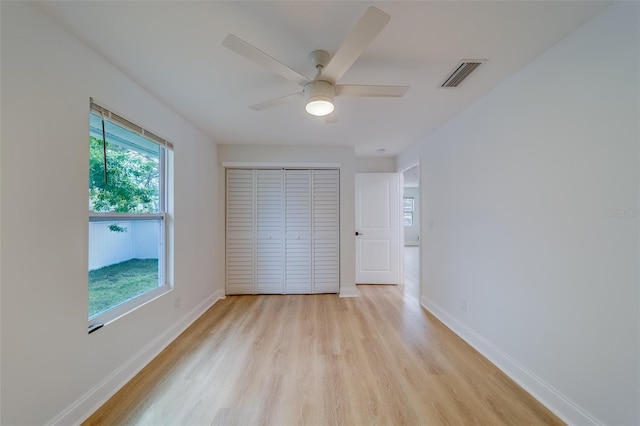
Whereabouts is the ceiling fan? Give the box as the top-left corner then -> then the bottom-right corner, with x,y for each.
223,6 -> 409,117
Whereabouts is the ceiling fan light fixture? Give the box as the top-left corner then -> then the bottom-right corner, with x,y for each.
306,99 -> 334,117
304,81 -> 335,117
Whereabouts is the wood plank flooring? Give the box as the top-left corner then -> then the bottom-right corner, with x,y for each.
83,285 -> 562,425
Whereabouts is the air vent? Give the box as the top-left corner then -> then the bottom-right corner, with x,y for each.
441,61 -> 484,88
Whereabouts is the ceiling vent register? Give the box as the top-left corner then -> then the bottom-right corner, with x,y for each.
441,61 -> 483,88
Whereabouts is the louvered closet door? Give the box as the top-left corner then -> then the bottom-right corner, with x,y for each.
256,170 -> 284,294
226,169 -> 255,295
284,170 -> 312,294
312,170 -> 340,293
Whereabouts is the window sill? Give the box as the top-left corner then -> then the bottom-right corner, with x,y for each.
88,284 -> 172,333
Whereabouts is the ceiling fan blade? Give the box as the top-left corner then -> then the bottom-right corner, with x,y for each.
249,92 -> 303,111
335,85 -> 409,97
321,7 -> 390,83
223,34 -> 310,86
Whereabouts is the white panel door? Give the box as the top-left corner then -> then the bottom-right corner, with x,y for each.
226,169 -> 255,294
256,170 -> 284,294
355,173 -> 400,284
284,170 -> 312,293
312,169 -> 340,293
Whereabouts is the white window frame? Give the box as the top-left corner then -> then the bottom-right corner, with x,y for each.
404,196 -> 414,227
88,100 -> 173,329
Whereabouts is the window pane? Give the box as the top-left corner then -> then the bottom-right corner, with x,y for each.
404,213 -> 413,226
89,114 -> 160,213
90,112 -> 160,157
403,197 -> 414,210
88,219 -> 162,319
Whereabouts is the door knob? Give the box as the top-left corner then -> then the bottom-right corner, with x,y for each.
355,231 -> 364,236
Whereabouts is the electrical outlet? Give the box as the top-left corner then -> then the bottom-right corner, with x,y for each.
174,296 -> 181,309
460,298 -> 467,313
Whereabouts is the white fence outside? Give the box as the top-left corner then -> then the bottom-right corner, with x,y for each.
89,220 -> 160,270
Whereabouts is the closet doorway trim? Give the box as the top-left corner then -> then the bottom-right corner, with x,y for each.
221,162 -> 342,169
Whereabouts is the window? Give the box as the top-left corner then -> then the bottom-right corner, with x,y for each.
88,100 -> 173,328
404,197 -> 414,226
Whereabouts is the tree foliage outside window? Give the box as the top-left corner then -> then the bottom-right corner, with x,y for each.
89,136 -> 159,213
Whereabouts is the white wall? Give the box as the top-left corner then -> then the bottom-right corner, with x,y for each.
403,187 -> 420,245
0,3 -> 221,424
397,3 -> 639,425
355,156 -> 395,173
218,145 -> 357,297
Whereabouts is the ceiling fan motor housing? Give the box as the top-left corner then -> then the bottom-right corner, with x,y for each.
305,80 -> 334,100
304,80 -> 335,116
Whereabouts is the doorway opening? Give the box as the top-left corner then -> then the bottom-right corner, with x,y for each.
401,164 -> 420,302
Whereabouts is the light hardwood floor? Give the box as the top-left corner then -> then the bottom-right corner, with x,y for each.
84,284 -> 562,425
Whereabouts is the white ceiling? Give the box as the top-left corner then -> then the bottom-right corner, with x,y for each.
36,1 -> 609,157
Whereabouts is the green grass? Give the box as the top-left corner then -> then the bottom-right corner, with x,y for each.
89,258 -> 159,318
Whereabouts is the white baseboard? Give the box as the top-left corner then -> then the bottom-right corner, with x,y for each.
419,295 -> 602,426
48,289 -> 226,426
339,285 -> 359,297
